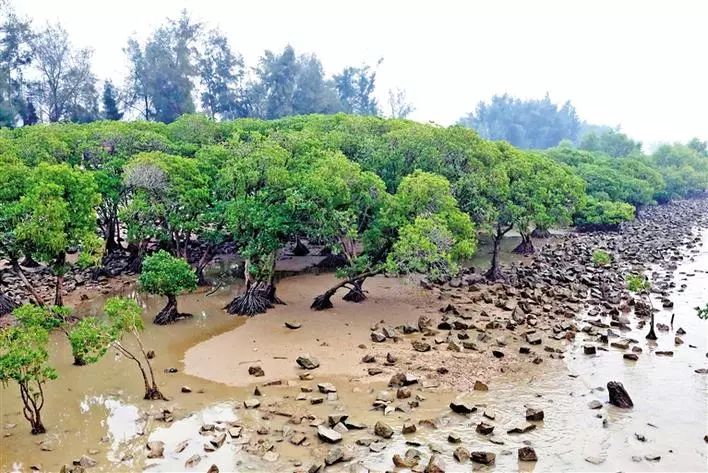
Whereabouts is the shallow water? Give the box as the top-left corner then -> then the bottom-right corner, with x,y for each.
1,233 -> 706,472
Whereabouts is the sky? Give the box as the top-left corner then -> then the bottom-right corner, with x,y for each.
13,0 -> 708,147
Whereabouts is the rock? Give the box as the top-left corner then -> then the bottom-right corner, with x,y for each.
492,350 -> 505,358
367,367 -> 382,375
263,451 -> 279,462
526,333 -> 542,345
473,380 -> 488,391
317,425 -> 342,443
644,454 -> 661,461
386,352 -> 397,364
184,454 -> 201,468
78,455 -> 97,468
146,441 -> 165,459
584,345 -> 597,355
325,447 -> 344,465
623,353 -> 639,361
210,432 -> 226,448
476,422 -> 494,435
393,454 -> 418,468
318,382 -> 337,393
585,456 -> 604,465
656,350 -> 674,356
507,423 -> 536,434
374,421 -> 393,439
471,451 -> 496,465
362,354 -> 376,363
402,423 -> 416,434
611,339 -> 630,349
519,346 -> 531,354
371,331 -> 386,343
483,409 -> 496,420
525,408 -> 544,421
588,400 -> 603,409
412,341 -> 431,352
180,385 -> 192,393
607,381 -> 633,408
248,365 -> 265,377
244,398 -> 260,409
449,400 -> 476,414
296,354 -> 320,370
453,446 -> 470,463
285,321 -> 301,329
447,432 -> 461,443
290,431 -> 307,445
206,465 -> 219,473
425,454 -> 446,473
518,446 -> 538,462
634,433 -> 646,442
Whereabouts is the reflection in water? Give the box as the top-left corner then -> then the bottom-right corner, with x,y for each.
79,396 -> 142,463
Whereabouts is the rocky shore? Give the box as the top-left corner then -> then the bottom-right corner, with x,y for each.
134,198 -> 708,473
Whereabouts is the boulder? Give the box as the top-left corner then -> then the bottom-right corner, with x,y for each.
296,354 -> 320,370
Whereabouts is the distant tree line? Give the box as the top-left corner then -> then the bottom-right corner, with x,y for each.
0,4 -> 413,126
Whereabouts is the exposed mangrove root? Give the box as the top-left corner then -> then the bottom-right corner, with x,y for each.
312,270 -> 380,311
153,295 -> 192,325
512,235 -> 535,255
316,252 -> 348,269
293,238 -> 310,256
531,227 -> 552,239
144,386 -> 168,401
485,265 -> 505,281
225,284 -> 282,316
342,279 -> 367,303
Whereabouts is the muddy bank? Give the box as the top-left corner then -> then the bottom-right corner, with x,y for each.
2,199 -> 707,473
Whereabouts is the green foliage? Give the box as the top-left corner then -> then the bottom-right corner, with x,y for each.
626,273 -> 650,293
11,304 -> 69,331
579,129 -> 642,157
68,317 -> 114,364
0,323 -> 57,388
591,249 -> 612,266
574,197 -> 635,228
695,304 -> 708,320
138,250 -> 197,297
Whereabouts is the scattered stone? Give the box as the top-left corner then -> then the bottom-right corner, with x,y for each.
607,381 -> 633,408
585,456 -> 604,465
412,341 -> 431,352
285,321 -> 301,329
425,454 -> 446,473
244,398 -> 260,409
623,353 -> 639,361
317,425 -> 342,443
507,423 -> 536,434
476,422 -> 494,435
449,400 -> 476,414
588,400 -> 603,410
371,331 -> 386,343
584,345 -> 597,355
402,423 -> 416,434
526,408 -> 544,421
318,382 -> 337,393
184,454 -> 201,468
146,441 -> 165,459
248,365 -> 265,377
518,446 -> 538,462
644,454 -> 661,462
471,451 -> 496,465
325,447 -> 344,465
181,385 -> 192,393
393,453 -> 418,468
296,354 -> 320,370
492,350 -> 505,358
374,421 -> 394,439
447,433 -> 461,443
453,446 -> 470,463
473,380 -> 488,391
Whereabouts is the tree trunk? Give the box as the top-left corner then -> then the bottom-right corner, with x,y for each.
342,279 -> 367,303
21,253 -> 40,268
54,273 -> 64,307
293,237 -> 310,256
195,245 -> 215,286
144,385 -> 168,401
11,259 -> 44,307
125,242 -> 144,273
153,294 -> 190,325
104,214 -> 120,254
0,291 -> 18,316
19,382 -> 46,434
485,235 -> 504,280
73,355 -> 87,366
311,270 -> 381,311
512,232 -> 535,255
646,310 -> 657,340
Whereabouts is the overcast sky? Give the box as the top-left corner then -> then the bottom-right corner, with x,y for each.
14,0 -> 708,146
